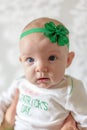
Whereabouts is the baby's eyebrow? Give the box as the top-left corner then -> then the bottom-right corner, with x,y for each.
20,54 -> 31,59
21,52 -> 33,56
48,50 -> 61,54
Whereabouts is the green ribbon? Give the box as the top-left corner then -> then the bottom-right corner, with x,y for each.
20,21 -> 69,48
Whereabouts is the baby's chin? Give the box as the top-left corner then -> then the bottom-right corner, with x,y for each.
26,79 -> 50,88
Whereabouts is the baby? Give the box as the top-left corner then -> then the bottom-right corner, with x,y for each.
0,17 -> 87,130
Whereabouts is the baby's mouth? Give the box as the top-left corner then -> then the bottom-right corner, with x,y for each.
37,77 -> 50,83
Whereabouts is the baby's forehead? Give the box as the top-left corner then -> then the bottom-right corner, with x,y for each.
20,37 -> 68,55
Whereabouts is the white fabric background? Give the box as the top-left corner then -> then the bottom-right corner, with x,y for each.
0,0 -> 87,92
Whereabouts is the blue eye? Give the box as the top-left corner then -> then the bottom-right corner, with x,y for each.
26,57 -> 34,63
48,55 -> 57,61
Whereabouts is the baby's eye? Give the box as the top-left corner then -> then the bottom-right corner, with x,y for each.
48,55 -> 57,61
26,57 -> 34,63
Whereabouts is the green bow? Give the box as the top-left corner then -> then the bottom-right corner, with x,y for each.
44,22 -> 69,48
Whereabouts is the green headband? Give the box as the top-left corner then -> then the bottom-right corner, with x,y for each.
20,21 -> 69,48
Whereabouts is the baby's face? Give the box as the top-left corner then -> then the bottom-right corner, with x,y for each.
19,33 -> 69,88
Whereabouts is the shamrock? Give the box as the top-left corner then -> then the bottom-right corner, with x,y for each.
44,22 -> 69,48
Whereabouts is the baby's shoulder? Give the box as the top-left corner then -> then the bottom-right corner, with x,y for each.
65,75 -> 84,87
11,75 -> 26,87
65,75 -> 86,95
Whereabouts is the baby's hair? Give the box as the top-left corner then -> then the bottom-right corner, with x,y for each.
22,17 -> 63,32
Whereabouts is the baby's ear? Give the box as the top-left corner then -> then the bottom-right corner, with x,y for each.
66,52 -> 75,68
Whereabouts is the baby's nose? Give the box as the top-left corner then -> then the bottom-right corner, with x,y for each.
35,61 -> 48,73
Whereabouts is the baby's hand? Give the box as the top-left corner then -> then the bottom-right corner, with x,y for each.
0,89 -> 19,130
61,114 -> 78,130
5,89 -> 19,126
